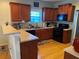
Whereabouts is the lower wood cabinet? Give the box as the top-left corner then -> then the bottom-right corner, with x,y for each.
26,28 -> 71,43
63,30 -> 72,43
36,28 -> 53,41
20,40 -> 38,59
64,51 -> 79,59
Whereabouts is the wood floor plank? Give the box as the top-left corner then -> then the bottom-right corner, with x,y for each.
38,39 -> 70,59
0,50 -> 11,59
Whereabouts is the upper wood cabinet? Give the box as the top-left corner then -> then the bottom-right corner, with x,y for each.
42,8 -> 52,21
53,8 -> 58,21
10,3 -> 21,22
21,4 -> 30,22
10,2 -> 31,22
58,4 -> 75,22
42,7 -> 58,22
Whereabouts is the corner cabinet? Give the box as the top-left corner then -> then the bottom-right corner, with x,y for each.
42,8 -> 58,22
63,30 -> 72,43
58,4 -> 75,22
10,2 -> 30,22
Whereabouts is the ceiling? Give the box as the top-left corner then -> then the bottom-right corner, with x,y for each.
41,0 -> 62,2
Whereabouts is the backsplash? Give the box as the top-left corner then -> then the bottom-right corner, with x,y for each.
12,21 -> 55,29
57,21 -> 73,29
12,21 -> 72,29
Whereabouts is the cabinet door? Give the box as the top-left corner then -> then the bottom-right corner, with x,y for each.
63,5 -> 68,14
67,5 -> 75,22
53,8 -> 58,21
21,4 -> 30,22
58,5 -> 63,14
43,8 -> 52,21
10,3 -> 21,22
20,41 -> 38,59
47,28 -> 53,39
50,9 -> 54,21
63,30 -> 72,43
36,29 -> 46,40
36,28 -> 53,41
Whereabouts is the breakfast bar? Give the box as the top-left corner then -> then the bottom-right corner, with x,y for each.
2,25 -> 38,59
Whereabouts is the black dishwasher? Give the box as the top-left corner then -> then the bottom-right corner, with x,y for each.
53,24 -> 69,43
53,27 -> 63,43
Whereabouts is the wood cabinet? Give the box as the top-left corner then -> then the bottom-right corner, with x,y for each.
53,8 -> 58,21
42,8 -> 58,21
10,2 -> 30,22
64,46 -> 79,59
58,4 -> 75,22
42,3 -> 75,22
10,3 -> 21,22
67,5 -> 75,22
21,4 -> 30,22
64,52 -> 79,59
63,30 -> 72,43
36,28 -> 53,41
20,40 -> 38,59
42,8 -> 52,21
26,28 -> 71,43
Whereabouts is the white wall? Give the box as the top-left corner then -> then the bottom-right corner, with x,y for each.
0,1 -> 11,25
52,0 -> 77,8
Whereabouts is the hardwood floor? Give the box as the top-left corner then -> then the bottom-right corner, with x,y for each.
0,50 -> 11,59
38,39 -> 70,59
0,39 -> 70,59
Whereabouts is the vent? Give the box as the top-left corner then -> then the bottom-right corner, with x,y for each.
34,2 -> 39,7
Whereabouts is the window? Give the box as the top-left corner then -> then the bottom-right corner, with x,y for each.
31,11 -> 41,23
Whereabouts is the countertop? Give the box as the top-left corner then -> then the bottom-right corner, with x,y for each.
25,26 -> 72,31
20,30 -> 38,43
64,46 -> 79,58
63,28 -> 72,31
2,25 -> 19,35
25,26 -> 55,31
2,25 -> 38,43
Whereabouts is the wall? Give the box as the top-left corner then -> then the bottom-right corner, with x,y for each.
52,0 -> 77,8
0,1 -> 11,25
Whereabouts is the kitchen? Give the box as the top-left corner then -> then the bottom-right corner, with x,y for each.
0,0 -> 79,59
